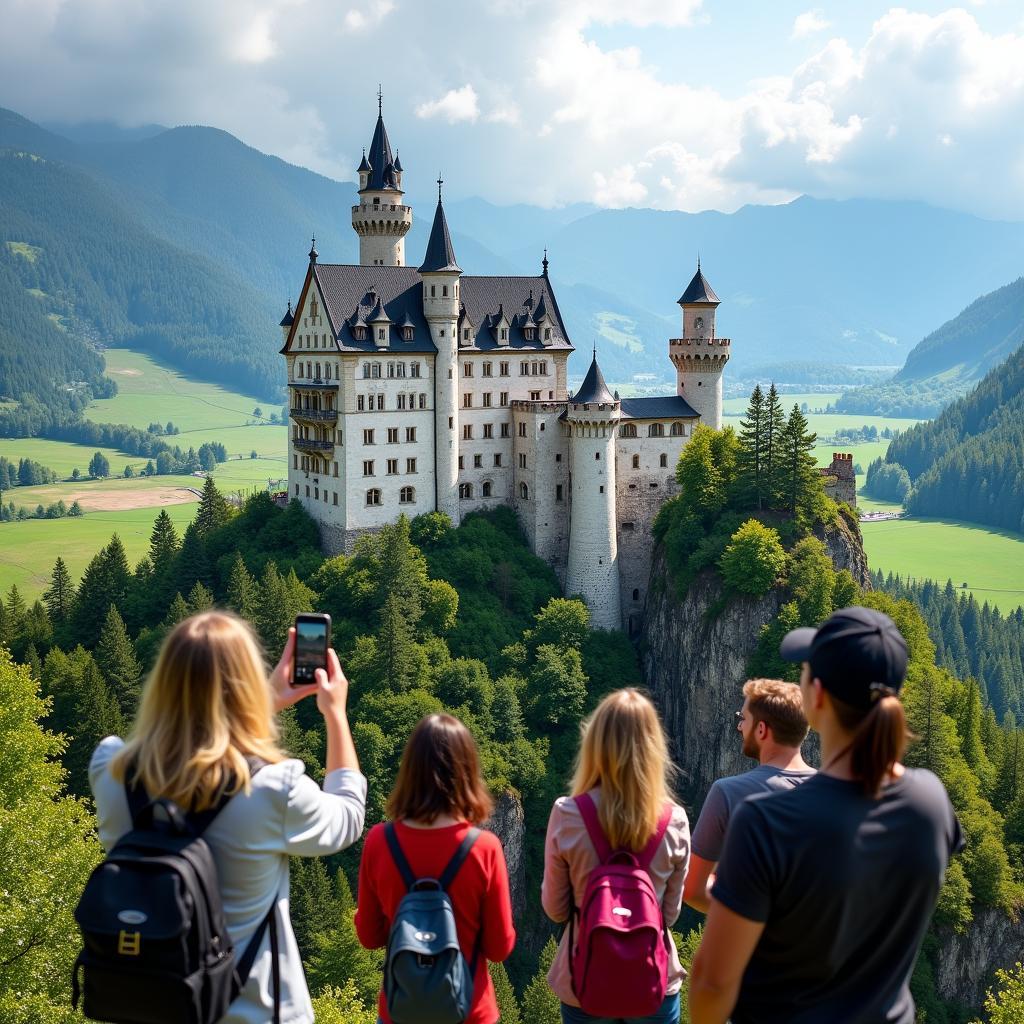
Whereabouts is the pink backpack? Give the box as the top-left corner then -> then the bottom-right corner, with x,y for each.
569,793 -> 673,1018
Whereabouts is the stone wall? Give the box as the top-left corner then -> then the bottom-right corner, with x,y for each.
820,452 -> 857,508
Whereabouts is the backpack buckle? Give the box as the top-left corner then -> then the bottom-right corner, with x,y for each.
118,930 -> 142,956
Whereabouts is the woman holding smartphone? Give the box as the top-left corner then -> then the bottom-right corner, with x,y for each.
355,713 -> 516,1024
89,611 -> 365,1024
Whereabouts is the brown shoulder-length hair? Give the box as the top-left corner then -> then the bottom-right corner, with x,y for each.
828,692 -> 911,798
386,714 -> 494,825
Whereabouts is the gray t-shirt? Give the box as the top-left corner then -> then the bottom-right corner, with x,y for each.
690,764 -> 815,861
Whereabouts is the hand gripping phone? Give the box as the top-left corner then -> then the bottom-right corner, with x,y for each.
290,613 -> 332,687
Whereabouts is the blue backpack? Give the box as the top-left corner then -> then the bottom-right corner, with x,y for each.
383,824 -> 481,1024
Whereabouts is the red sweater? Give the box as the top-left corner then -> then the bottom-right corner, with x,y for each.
355,820 -> 517,1024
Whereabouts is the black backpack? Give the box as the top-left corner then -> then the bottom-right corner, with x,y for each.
382,824 -> 481,1024
72,767 -> 281,1024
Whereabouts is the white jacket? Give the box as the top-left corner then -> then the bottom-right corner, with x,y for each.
89,736 -> 367,1024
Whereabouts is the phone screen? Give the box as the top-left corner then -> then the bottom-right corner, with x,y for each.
292,616 -> 329,686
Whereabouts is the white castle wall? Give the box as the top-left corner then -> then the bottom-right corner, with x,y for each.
352,193 -> 412,266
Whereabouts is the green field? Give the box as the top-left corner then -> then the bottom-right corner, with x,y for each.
0,504 -> 198,600
723,392 -> 842,415
861,516 -> 1024,612
89,349 -> 286,457
0,436 -> 149,478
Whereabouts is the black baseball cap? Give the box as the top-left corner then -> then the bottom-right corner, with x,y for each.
779,606 -> 908,710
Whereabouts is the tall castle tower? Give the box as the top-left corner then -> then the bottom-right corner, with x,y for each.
669,262 -> 730,429
564,355 -> 621,630
352,93 -> 412,266
420,180 -> 462,524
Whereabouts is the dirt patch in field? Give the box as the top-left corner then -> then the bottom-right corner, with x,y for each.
67,487 -> 198,511
109,368 -> 143,376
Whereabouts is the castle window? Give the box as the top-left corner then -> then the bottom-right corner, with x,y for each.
494,453 -> 502,467
556,484 -> 563,501
396,362 -> 406,378
411,362 -> 420,378
483,423 -> 493,439
357,395 -> 365,411
463,393 -> 473,408
376,394 -> 385,410
500,361 -> 510,376
334,462 -> 339,476
670,421 -> 684,436
397,395 -> 406,410
633,588 -> 640,600
464,362 -> 473,377
373,196 -> 379,205
649,482 -> 659,488
520,361 -> 529,375
459,456 -> 464,470
387,459 -> 398,475
371,363 -> 381,379
325,364 -> 331,380
483,362 -> 492,377
306,361 -> 312,378
406,427 -> 416,442
619,423 -> 636,438
501,329 -> 508,341
420,394 -> 427,409
518,422 -> 527,437
595,452 -> 601,461
443,285 -> 448,297
622,523 -> 635,533
632,454 -> 640,469
315,363 -> 321,378
387,362 -> 395,378
556,453 -> 561,462
388,428 -> 399,443
660,453 -> 668,468
459,483 -> 473,499
483,393 -> 492,408
363,460 -> 374,476
306,485 -> 310,497
519,482 -> 529,499
518,452 -> 527,469
363,429 -> 374,445
539,361 -> 548,375
298,363 -> 305,379
599,485 -> 604,493
295,483 -> 299,495
366,488 -> 381,506
463,328 -> 471,341
524,327 -> 534,340
545,328 -> 551,340
333,492 -> 338,505
500,423 -> 510,438
431,285 -> 436,297
403,326 -> 414,341
400,486 -> 415,503
406,458 -> 417,473
530,390 -> 541,401
483,481 -> 492,497
531,361 -> 539,375
474,454 -> 482,469
463,424 -> 473,440
648,423 -> 665,438
500,392 -> 509,407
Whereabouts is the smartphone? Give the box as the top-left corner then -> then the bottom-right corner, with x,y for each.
291,613 -> 332,687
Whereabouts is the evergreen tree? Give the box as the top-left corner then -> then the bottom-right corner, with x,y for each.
149,509 -> 180,579
377,592 -> 421,692
489,961 -> 522,1024
187,581 -> 215,613
763,383 -> 787,505
521,937 -> 561,1024
95,604 -> 142,720
22,600 -> 53,654
5,584 -> 28,659
70,535 -> 131,646
22,643 -> 42,681
42,556 -> 75,626
736,384 -> 766,508
194,476 -> 234,537
290,859 -> 338,957
175,521 -> 213,596
778,404 -> 820,515
225,551 -> 258,619
165,592 -> 191,627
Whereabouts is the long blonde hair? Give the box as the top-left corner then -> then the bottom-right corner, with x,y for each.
571,688 -> 674,851
111,611 -> 285,810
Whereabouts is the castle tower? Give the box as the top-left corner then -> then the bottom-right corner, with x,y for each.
669,261 -> 730,429
352,93 -> 412,266
419,180 -> 462,524
565,354 -> 621,630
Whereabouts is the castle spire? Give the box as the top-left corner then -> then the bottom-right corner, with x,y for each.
419,179 -> 461,274
308,235 -> 318,265
362,93 -> 399,193
542,248 -> 549,277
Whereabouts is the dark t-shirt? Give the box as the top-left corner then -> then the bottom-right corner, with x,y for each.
712,768 -> 964,1024
691,765 -> 816,861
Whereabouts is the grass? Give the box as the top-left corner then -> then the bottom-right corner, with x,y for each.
0,504 -> 198,601
89,349 -> 286,457
861,516 -> 1024,613
6,241 -> 42,263
0,437 -> 148,478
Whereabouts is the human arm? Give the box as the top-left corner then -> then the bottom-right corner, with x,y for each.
354,826 -> 390,950
688,899 -> 765,1024
661,804 -> 691,927
682,854 -> 716,915
540,800 -> 572,924
480,835 -> 516,962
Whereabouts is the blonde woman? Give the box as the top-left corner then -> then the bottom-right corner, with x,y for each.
89,611 -> 366,1024
541,688 -> 691,1024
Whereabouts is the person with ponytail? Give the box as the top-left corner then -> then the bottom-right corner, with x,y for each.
689,607 -> 964,1024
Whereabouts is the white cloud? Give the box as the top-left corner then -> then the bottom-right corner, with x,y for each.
593,164 -> 648,206
344,0 -> 394,31
792,9 -> 830,40
415,85 -> 480,124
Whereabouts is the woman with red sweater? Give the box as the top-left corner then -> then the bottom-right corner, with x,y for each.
356,713 -> 516,1024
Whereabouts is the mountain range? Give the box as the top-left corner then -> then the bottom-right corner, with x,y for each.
3,105 -> 1024,399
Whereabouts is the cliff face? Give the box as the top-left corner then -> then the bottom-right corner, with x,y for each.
487,790 -> 526,918
934,909 -> 1024,1008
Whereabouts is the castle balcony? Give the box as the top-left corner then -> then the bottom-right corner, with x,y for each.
290,379 -> 339,391
290,407 -> 338,425
292,436 -> 335,453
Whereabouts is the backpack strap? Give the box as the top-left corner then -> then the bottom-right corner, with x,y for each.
439,827 -> 481,891
384,823 -> 418,891
574,793 -> 612,863
234,901 -> 281,1024
636,804 -> 674,871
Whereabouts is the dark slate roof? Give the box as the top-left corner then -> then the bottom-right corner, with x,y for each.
367,297 -> 390,323
363,114 -> 400,192
677,267 -> 720,305
620,396 -> 700,420
358,150 -> 371,173
279,302 -> 294,328
308,264 -> 573,353
419,199 -> 461,273
394,153 -> 403,172
571,356 -> 616,405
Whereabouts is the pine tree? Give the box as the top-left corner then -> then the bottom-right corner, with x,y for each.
521,937 -> 561,1024
65,655 -> 124,797
95,604 -> 142,720
489,961 -> 522,1024
736,384 -> 766,508
5,584 -> 28,658
149,509 -> 180,581
187,581 -> 215,613
377,592 -> 420,691
70,535 -> 131,646
23,642 -> 42,681
778,404 -> 820,516
165,592 -> 191,627
194,476 -> 233,537
23,600 -> 53,654
226,551 -> 258,619
175,521 -> 213,596
763,383 -> 787,506
42,556 -> 75,626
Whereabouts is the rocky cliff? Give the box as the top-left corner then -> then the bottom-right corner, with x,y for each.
934,908 -> 1024,1008
487,790 -> 526,918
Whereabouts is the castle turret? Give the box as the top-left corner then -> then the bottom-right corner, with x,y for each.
565,354 -> 621,630
419,181 -> 462,524
352,93 -> 412,266
669,261 -> 730,429
278,300 -> 294,343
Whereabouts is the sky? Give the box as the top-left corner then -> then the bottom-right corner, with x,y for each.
2,0 -> 1024,219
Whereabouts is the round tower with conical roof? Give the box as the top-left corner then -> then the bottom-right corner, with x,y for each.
669,261 -> 731,429
352,94 -> 412,266
565,354 -> 621,630
420,181 -> 463,524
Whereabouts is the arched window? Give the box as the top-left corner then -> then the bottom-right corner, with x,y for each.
660,453 -> 668,468
400,486 -> 415,504
670,421 -> 684,436
619,423 -> 637,438
482,481 -> 492,497
459,482 -> 473,499
648,423 -> 665,437
632,454 -> 640,469
365,488 -> 381,506
519,482 -> 529,499
632,588 -> 640,601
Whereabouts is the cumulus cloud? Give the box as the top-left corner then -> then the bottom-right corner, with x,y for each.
792,9 -> 830,39
344,1 -> 394,32
415,85 -> 480,124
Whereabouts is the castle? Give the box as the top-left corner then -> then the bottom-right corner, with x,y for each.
280,103 -> 731,631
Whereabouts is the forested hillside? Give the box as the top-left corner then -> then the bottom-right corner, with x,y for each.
879,342 -> 1024,533
836,277 -> 1024,417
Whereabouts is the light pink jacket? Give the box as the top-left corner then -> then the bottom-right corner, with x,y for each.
540,789 -> 691,1007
